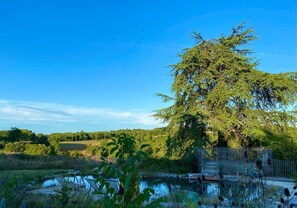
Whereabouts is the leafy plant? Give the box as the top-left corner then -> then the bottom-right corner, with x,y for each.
96,133 -> 164,208
0,174 -> 29,207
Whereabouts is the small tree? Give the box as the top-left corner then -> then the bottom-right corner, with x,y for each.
155,23 -> 297,155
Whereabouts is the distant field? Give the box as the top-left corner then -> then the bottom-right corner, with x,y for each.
60,140 -> 101,152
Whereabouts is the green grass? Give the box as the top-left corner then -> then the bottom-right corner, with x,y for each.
0,154 -> 99,171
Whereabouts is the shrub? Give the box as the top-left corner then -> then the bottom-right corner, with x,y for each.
4,141 -> 26,153
69,150 -> 83,157
24,144 -> 51,155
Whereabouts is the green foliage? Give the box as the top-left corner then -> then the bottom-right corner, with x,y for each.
139,157 -> 192,174
261,129 -> 297,159
166,190 -> 199,208
48,137 -> 60,155
0,127 -> 46,143
97,133 -> 164,208
68,150 -> 83,157
53,183 -> 72,206
100,146 -> 109,158
24,144 -> 51,155
3,142 -> 52,155
1,127 -> 169,158
0,141 -> 5,149
0,170 -> 96,207
4,141 -> 27,153
155,22 -> 297,155
107,133 -> 136,161
0,174 -> 30,207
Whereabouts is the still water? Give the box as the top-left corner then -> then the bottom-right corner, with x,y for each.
43,176 -> 219,197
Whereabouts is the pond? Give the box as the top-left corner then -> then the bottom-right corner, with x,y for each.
40,175 -> 296,207
43,175 -> 95,189
42,176 -> 219,198
42,175 -> 297,206
140,177 -> 219,197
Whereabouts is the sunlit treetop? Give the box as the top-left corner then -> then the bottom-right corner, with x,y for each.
155,23 -> 297,155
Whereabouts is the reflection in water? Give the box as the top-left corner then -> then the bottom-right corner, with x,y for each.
139,178 -> 220,198
41,176 -> 286,206
206,183 -> 219,196
43,176 -> 220,197
43,175 -> 95,189
140,181 -> 169,196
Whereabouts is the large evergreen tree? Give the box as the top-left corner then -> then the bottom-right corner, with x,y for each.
155,23 -> 297,156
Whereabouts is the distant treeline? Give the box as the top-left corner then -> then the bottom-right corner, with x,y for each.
0,127 -> 169,157
1,127 -> 297,160
0,128 -> 48,144
48,128 -> 168,142
0,127 -> 168,143
0,128 -> 53,155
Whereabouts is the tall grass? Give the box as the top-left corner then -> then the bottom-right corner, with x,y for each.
0,153 -> 99,170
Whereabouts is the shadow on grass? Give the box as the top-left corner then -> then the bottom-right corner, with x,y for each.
59,143 -> 88,151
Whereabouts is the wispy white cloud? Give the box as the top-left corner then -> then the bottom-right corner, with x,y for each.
0,100 -> 164,128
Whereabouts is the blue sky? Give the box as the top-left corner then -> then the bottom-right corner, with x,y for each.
0,0 -> 296,133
